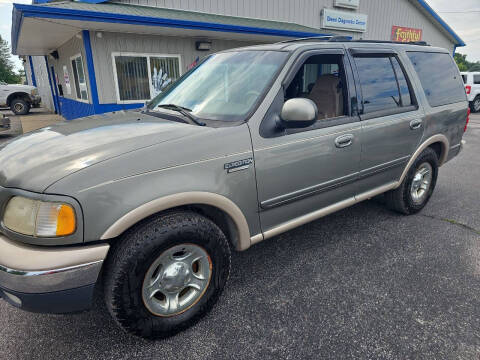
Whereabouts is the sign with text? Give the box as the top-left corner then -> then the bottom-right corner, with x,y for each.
63,65 -> 71,95
322,8 -> 367,32
334,0 -> 360,9
391,26 -> 422,42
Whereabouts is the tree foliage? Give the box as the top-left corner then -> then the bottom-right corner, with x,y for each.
0,35 -> 22,84
454,53 -> 480,72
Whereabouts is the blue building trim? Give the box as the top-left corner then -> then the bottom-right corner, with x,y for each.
11,3 -> 331,54
82,30 -> 100,111
44,56 -> 58,114
50,65 -> 61,114
28,56 -> 37,87
58,97 -> 143,120
415,0 -> 465,47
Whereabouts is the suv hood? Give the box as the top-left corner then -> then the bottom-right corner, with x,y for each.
0,111 -> 212,192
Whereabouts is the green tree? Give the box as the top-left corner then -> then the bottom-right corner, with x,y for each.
0,35 -> 22,84
454,53 -> 469,71
454,52 -> 480,72
469,63 -> 480,72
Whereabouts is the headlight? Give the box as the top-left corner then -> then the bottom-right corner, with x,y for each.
3,196 -> 76,237
30,88 -> 38,96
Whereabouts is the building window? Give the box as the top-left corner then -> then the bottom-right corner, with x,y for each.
113,53 -> 181,102
71,54 -> 88,101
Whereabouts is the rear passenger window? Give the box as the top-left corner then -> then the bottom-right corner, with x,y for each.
407,52 -> 466,107
354,55 -> 413,114
462,75 -> 468,84
474,75 -> 480,85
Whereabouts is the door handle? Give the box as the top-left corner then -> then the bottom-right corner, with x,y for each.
410,119 -> 422,130
334,134 -> 354,148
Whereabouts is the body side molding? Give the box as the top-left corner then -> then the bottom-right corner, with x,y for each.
100,192 -> 252,251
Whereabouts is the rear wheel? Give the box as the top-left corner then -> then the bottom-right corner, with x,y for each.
470,96 -> 480,113
10,98 -> 30,115
385,147 -> 438,215
104,211 -> 231,339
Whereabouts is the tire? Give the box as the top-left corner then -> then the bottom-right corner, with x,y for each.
470,96 -> 480,113
385,147 -> 438,215
104,211 -> 231,339
10,98 -> 30,115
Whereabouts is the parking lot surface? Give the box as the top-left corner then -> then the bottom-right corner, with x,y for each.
0,114 -> 479,359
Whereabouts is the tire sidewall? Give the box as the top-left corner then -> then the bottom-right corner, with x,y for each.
11,99 -> 30,115
106,212 -> 230,338
472,96 -> 480,113
403,149 -> 438,213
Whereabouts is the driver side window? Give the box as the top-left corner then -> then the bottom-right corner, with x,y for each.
285,54 -> 347,121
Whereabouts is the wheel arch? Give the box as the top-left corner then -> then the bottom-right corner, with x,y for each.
397,134 -> 449,187
100,192 -> 253,251
6,92 -> 30,106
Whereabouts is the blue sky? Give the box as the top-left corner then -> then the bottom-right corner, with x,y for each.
1,0 -> 479,71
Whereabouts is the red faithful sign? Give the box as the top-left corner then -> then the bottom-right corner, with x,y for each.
391,26 -> 423,43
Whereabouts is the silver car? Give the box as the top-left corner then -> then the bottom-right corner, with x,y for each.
0,38 -> 469,338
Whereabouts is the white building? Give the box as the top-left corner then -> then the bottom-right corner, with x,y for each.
14,0 -> 465,120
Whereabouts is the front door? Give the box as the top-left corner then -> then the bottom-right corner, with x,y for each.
252,49 -> 362,233
347,48 -> 425,193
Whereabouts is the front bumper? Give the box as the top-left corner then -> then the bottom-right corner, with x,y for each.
0,234 -> 109,313
30,94 -> 41,105
0,116 -> 10,132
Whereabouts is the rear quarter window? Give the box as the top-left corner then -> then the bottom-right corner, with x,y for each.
406,52 -> 466,107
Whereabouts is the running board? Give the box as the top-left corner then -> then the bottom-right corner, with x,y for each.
257,181 -> 399,242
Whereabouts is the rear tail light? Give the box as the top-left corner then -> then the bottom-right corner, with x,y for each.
466,85 -> 471,95
465,108 -> 470,132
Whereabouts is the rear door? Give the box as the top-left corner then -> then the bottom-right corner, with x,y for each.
347,48 -> 425,194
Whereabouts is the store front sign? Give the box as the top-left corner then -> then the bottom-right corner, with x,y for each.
334,0 -> 359,9
391,26 -> 422,42
322,8 -> 367,32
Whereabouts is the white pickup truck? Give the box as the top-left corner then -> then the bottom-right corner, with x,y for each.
461,72 -> 480,112
0,81 -> 41,115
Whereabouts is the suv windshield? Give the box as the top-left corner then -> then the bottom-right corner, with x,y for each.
148,50 -> 288,122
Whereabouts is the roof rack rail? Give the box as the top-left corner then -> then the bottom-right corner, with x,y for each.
276,36 -> 430,46
348,40 -> 430,46
276,36 -> 334,44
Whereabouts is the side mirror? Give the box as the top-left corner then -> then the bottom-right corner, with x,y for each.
280,98 -> 318,128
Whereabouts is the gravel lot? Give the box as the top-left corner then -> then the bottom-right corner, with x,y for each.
0,113 -> 479,360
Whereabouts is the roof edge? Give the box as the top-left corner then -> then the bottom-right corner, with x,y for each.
11,2 -> 332,55
414,0 -> 465,47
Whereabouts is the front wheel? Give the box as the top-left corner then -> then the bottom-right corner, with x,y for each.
10,98 -> 30,115
104,211 -> 231,339
470,96 -> 480,113
385,147 -> 438,215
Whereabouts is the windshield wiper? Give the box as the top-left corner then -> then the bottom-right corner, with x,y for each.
156,104 -> 206,126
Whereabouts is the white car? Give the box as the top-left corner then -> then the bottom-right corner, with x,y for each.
461,72 -> 480,112
0,81 -> 41,115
